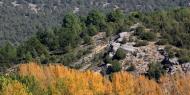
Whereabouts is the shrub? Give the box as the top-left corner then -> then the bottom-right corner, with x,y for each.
139,32 -> 156,41
147,63 -> 165,81
165,46 -> 175,58
126,64 -> 136,72
114,48 -> 126,60
156,39 -> 168,45
87,25 -> 98,36
134,26 -> 145,36
168,50 -> 175,58
111,60 -> 122,72
134,40 -> 148,47
83,35 -> 93,45
178,56 -> 190,64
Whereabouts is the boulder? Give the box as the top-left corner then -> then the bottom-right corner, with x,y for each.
109,52 -> 114,58
119,32 -> 129,38
121,44 -> 135,53
111,42 -> 121,52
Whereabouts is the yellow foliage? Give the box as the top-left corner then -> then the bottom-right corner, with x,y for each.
1,80 -> 30,95
19,63 -> 111,95
16,63 -> 190,95
111,72 -> 135,95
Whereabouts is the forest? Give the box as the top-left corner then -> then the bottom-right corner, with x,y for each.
1,8 -> 190,68
0,63 -> 190,95
0,0 -> 188,45
1,2 -> 190,95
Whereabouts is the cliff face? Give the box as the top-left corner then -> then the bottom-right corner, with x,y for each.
0,0 -> 188,45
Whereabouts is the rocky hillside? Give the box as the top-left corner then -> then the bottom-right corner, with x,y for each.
0,0 -> 189,45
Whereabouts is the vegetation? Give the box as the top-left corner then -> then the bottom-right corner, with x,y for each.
0,0 -> 186,45
134,40 -> 148,47
134,26 -> 156,41
110,60 -> 122,72
147,63 -> 165,81
114,48 -> 126,60
1,7 -> 190,67
0,9 -> 128,67
156,39 -> 168,45
1,63 -> 190,95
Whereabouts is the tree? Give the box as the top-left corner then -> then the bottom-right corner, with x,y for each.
26,37 -> 49,57
104,24 -> 113,37
114,48 -> 126,60
107,9 -> 125,25
0,42 -> 17,63
59,13 -> 83,50
83,35 -> 93,45
59,28 -> 81,51
62,13 -> 82,33
25,52 -> 33,62
17,37 -> 49,62
87,25 -> 98,36
36,29 -> 59,50
86,10 -> 106,31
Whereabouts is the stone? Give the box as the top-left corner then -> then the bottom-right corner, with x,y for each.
121,44 -> 135,53
119,32 -> 129,38
117,38 -> 123,42
111,42 -> 121,52
109,52 -> 114,58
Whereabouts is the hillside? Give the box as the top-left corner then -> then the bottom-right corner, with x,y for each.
1,8 -> 190,77
0,0 -> 189,45
1,4 -> 190,95
1,63 -> 190,95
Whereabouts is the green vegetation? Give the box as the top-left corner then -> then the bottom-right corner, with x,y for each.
156,39 -> 168,45
0,0 -> 186,45
111,60 -> 122,72
1,7 -> 190,67
131,8 -> 190,49
134,40 -> 148,47
178,56 -> 190,64
134,26 -> 156,41
147,63 -> 165,81
114,48 -> 126,60
0,9 -> 129,67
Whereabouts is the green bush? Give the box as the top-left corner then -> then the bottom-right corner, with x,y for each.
114,48 -> 126,60
134,26 -> 145,36
156,39 -> 168,45
111,60 -> 122,72
134,40 -> 148,47
178,56 -> 190,64
87,25 -> 98,36
83,35 -> 93,45
139,32 -> 156,41
147,63 -> 165,81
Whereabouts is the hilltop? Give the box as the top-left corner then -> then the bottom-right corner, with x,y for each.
0,0 -> 189,45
